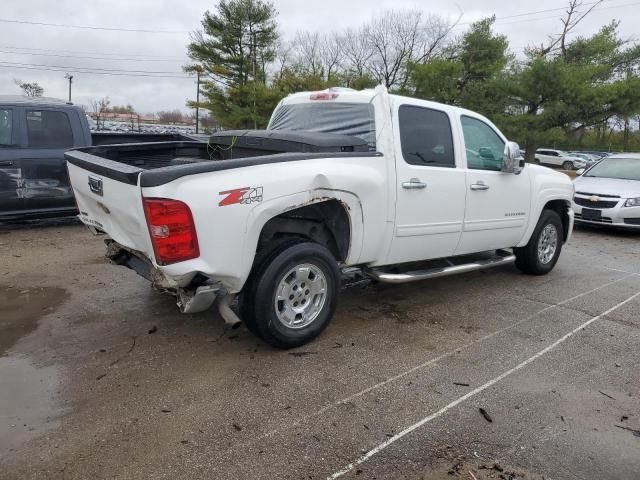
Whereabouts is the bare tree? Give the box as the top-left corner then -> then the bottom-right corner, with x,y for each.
531,0 -> 604,57
90,97 -> 111,130
157,110 -> 185,124
14,79 -> 44,97
364,10 -> 457,89
341,27 -> 374,78
293,31 -> 324,77
274,39 -> 295,77
320,34 -> 343,81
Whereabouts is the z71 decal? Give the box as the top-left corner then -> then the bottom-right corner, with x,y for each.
218,186 -> 264,206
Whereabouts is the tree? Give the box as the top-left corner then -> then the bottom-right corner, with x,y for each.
499,18 -> 640,160
364,10 -> 458,89
408,16 -> 509,114
187,0 -> 277,87
157,110 -> 185,123
106,104 -> 135,114
14,79 -> 44,97
90,97 -> 111,130
186,0 -> 279,129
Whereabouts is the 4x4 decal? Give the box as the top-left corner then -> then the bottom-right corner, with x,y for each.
218,186 -> 263,206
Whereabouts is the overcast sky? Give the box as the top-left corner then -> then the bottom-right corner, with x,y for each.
1,0 -> 638,114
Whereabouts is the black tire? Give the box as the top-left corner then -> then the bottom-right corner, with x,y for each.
238,238 -> 303,340
562,160 -> 574,170
515,209 -> 563,275
242,242 -> 340,349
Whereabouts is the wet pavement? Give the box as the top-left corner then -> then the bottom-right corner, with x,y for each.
0,220 -> 639,479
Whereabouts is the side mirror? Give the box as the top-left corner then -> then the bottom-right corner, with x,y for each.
576,168 -> 585,176
501,141 -> 523,174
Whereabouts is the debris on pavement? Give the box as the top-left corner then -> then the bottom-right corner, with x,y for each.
148,325 -> 158,334
479,408 -> 493,423
599,390 -> 617,400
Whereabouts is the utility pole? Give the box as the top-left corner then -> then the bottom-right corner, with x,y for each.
195,69 -> 201,134
64,73 -> 73,102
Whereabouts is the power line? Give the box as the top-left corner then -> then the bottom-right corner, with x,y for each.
0,60 -> 188,75
0,48 -> 186,63
452,0 -> 626,28
493,0 -> 640,26
0,18 -> 189,34
0,44 -> 186,59
0,62 -> 193,79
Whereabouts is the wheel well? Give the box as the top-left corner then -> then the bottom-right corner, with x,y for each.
543,200 -> 570,242
256,199 -> 351,262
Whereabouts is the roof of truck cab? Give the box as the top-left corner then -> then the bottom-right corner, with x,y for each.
0,95 -> 79,108
279,88 -> 502,131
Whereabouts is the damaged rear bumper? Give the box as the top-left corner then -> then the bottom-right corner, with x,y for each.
104,240 -> 220,315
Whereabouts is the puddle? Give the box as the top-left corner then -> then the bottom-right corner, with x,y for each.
0,355 -> 63,457
0,285 -> 68,356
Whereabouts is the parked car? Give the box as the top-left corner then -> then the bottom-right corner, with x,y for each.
573,153 -> 640,229
535,148 -> 588,170
0,96 -> 203,221
67,86 -> 574,348
568,152 -> 600,163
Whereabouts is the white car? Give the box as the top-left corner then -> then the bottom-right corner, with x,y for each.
67,86 -> 575,348
535,149 -> 588,170
573,153 -> 640,229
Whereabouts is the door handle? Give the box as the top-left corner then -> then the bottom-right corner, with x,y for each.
0,160 -> 13,167
470,182 -> 490,191
402,178 -> 427,189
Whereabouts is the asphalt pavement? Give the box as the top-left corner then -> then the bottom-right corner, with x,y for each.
1,220 -> 639,480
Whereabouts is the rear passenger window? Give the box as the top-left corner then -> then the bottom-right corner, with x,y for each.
399,105 -> 455,168
26,110 -> 74,148
0,109 -> 12,146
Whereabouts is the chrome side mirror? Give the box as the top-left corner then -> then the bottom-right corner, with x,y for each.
576,168 -> 585,176
501,141 -> 523,174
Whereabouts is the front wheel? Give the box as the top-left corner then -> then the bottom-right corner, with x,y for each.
562,160 -> 574,170
515,210 -> 563,275
243,242 -> 340,349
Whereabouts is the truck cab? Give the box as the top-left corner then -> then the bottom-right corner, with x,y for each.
0,96 -> 91,221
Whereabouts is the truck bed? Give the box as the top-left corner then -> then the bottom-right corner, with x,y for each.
65,130 -> 375,187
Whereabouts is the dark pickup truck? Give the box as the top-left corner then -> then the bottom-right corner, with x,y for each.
0,96 -> 203,221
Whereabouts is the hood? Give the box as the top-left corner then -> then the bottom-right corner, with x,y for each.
573,175 -> 640,198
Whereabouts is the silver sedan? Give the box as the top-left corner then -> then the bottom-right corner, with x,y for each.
572,153 -> 640,229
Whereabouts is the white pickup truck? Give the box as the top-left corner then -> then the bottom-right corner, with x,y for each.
66,86 -> 574,348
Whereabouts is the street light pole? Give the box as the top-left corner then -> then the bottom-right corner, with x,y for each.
64,73 -> 73,102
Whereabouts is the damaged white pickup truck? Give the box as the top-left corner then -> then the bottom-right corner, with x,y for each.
66,86 -> 574,348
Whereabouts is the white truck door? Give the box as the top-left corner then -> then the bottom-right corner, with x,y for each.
385,104 -> 467,265
456,115 -> 531,255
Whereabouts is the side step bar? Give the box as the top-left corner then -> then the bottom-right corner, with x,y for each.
365,249 -> 516,284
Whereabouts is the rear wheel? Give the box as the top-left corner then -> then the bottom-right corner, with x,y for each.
515,210 -> 563,275
241,242 -> 340,349
562,160 -> 574,170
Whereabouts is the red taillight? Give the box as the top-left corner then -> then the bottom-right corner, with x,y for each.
142,198 -> 199,265
310,92 -> 338,100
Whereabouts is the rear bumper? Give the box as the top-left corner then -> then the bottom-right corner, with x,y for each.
104,240 -> 221,313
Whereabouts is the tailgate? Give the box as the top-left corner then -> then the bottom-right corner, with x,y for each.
66,151 -> 153,257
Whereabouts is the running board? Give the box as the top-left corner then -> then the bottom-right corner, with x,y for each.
365,249 -> 515,284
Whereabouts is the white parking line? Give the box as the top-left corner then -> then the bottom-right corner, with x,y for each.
261,274 -> 634,440
327,289 -> 640,479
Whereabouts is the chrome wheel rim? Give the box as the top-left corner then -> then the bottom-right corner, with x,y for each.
274,263 -> 327,329
537,224 -> 558,265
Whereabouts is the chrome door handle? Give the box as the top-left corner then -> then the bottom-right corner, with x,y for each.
470,182 -> 490,191
402,178 -> 427,189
